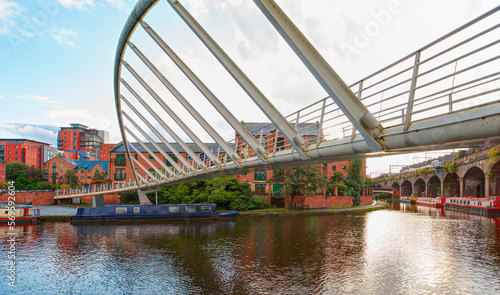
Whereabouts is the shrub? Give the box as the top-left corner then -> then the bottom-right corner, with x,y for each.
229,195 -> 269,211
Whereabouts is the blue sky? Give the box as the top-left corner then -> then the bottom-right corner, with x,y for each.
0,0 -> 498,174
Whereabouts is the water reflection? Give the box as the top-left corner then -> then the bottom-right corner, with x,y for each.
0,207 -> 500,294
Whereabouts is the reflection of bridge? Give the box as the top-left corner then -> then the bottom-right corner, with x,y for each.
56,1 -> 500,200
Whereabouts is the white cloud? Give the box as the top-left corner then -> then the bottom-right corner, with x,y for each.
56,0 -> 93,10
2,122 -> 59,145
0,0 -> 21,35
18,95 -> 62,104
105,0 -> 129,10
52,27 -> 81,48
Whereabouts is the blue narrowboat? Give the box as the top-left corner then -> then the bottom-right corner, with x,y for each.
71,204 -> 238,224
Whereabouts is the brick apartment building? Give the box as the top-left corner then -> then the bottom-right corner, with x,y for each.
57,123 -> 108,150
0,162 -> 5,183
232,122 -> 367,195
97,143 -> 118,162
42,156 -> 109,185
0,138 -> 56,170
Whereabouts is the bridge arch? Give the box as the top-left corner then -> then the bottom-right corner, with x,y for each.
414,178 -> 426,197
463,166 -> 485,198
427,175 -> 441,197
401,180 -> 412,197
488,161 -> 500,196
443,172 -> 460,198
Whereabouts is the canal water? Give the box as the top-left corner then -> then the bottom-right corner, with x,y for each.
1,203 -> 500,294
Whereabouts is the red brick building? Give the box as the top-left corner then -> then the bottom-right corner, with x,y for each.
0,139 -> 51,169
57,123 -> 108,152
42,156 -> 109,185
98,143 -> 118,162
234,122 -> 367,195
0,162 -> 5,183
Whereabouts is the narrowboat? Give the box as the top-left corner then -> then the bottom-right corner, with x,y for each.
444,196 -> 500,217
71,204 -> 238,223
416,196 -> 446,207
0,205 -> 41,223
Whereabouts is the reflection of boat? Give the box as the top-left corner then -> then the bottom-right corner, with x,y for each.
444,196 -> 500,217
71,204 -> 238,223
400,196 -> 418,204
416,196 -> 446,207
0,205 -> 41,223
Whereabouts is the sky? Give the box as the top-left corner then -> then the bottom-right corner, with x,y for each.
0,0 -> 498,175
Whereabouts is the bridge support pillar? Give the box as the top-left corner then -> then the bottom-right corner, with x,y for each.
93,195 -> 104,207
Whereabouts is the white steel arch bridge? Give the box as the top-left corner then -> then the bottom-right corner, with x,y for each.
56,0 -> 500,201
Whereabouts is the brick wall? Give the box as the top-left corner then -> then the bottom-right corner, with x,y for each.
0,191 -> 55,206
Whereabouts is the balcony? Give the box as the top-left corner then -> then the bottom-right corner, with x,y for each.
114,172 -> 126,180
114,158 -> 126,166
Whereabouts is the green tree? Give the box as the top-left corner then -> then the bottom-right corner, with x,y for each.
268,165 -> 327,208
364,176 -> 375,188
64,169 -> 79,187
51,172 -> 59,184
347,159 -> 364,186
150,176 -> 257,210
92,171 -> 107,181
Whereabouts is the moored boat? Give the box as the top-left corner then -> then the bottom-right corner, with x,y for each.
416,196 -> 446,207
0,204 -> 41,223
444,196 -> 500,217
71,204 -> 238,223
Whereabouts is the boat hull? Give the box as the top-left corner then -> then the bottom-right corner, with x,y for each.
71,204 -> 238,224
0,216 -> 40,224
416,197 -> 446,207
444,197 -> 500,217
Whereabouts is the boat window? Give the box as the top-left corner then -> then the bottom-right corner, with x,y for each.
133,207 -> 140,213
116,207 -> 127,214
479,202 -> 482,206
169,207 -> 179,213
185,206 -> 195,213
201,206 -> 211,212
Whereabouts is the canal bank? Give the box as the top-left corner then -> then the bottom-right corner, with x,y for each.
35,201 -> 388,222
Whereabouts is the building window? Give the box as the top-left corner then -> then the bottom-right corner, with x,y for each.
255,184 -> 266,194
332,166 -> 336,171
255,171 -> 267,181
149,154 -> 154,159
342,166 -> 347,170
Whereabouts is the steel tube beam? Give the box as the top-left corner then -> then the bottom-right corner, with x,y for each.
404,51 -> 421,130
166,0 -> 310,160
127,41 -> 249,165
121,91 -> 201,172
121,110 -> 186,177
130,153 -> 161,182
253,0 -> 383,152
113,0 -> 159,186
121,62 -> 231,169
139,20 -> 269,164
124,126 -> 187,178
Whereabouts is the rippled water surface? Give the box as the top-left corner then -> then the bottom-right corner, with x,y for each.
2,203 -> 500,294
